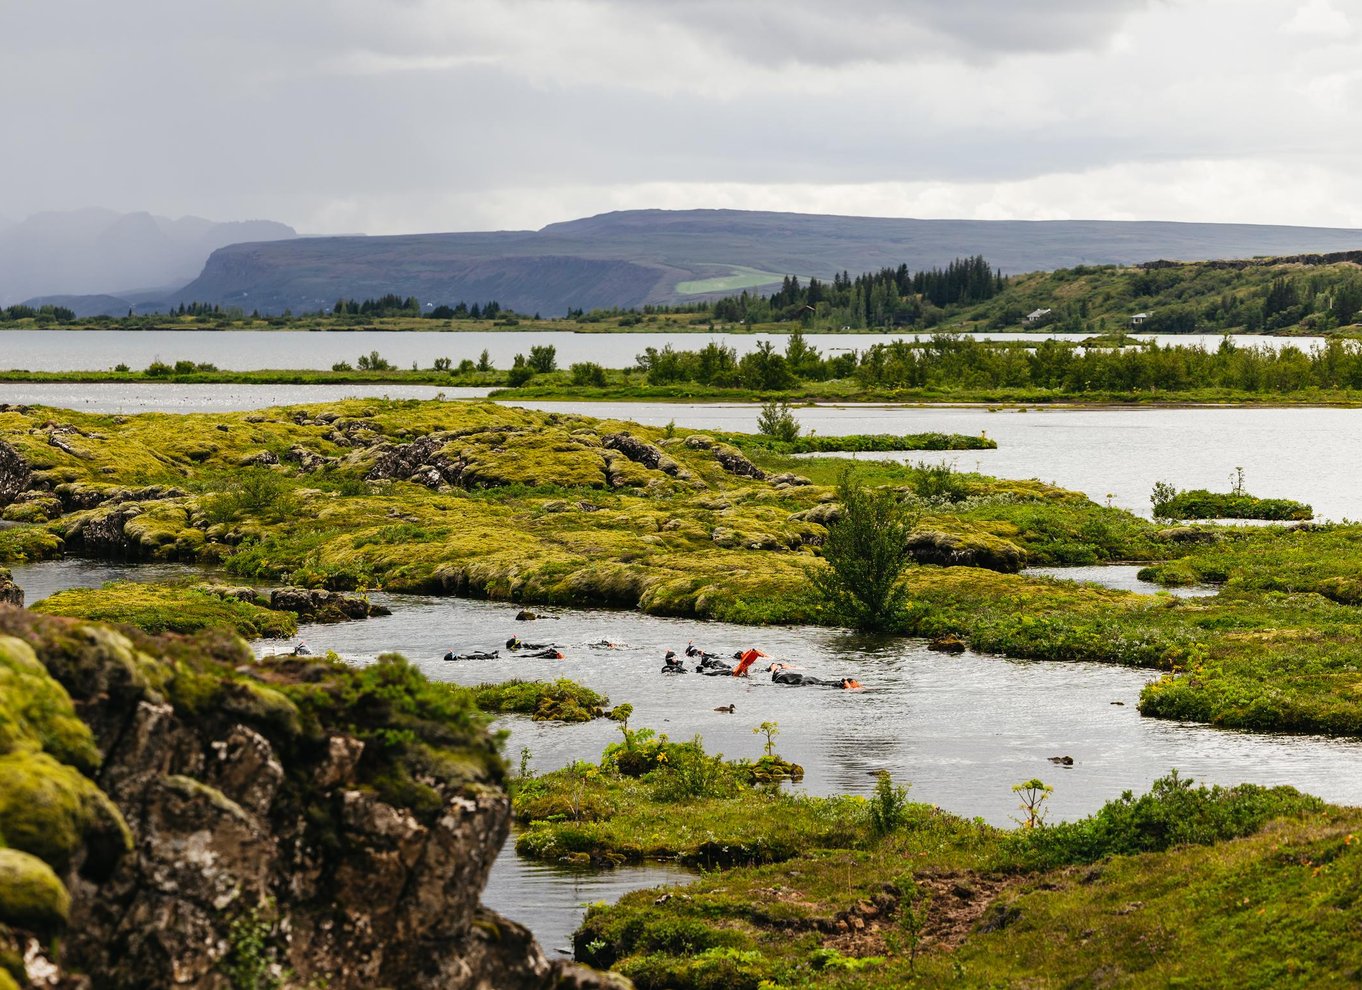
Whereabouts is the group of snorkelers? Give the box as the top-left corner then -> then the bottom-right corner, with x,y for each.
661,642 -> 861,689
437,635 -> 860,688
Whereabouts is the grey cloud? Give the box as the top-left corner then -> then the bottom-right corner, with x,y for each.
633,0 -> 1156,65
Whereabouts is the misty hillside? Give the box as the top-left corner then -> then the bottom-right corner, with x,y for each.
0,208 -> 295,305
169,210 -> 1362,316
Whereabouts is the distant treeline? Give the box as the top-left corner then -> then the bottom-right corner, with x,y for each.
711,256 -> 1004,329
637,332 -> 1362,394
1,303 -> 76,324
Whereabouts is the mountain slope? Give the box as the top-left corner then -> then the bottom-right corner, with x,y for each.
172,209 -> 1362,316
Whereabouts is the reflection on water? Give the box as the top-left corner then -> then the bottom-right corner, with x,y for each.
1023,564 -> 1217,598
6,558 -> 222,605
481,835 -> 690,955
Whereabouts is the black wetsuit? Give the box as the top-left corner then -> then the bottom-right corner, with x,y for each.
443,651 -> 455,662
661,659 -> 688,674
697,656 -> 733,675
771,669 -> 843,687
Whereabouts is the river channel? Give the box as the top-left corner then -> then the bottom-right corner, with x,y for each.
10,553 -> 1362,952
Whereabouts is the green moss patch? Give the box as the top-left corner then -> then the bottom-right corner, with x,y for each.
31,582 -> 298,637
0,849 -> 69,935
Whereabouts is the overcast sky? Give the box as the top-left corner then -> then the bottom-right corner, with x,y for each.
5,0 -> 1362,234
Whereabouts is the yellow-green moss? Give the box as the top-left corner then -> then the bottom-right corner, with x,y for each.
0,849 -> 69,935
0,636 -> 99,771
0,752 -> 130,872
32,583 -> 297,638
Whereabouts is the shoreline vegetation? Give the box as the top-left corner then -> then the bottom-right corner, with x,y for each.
3,398 -> 1362,740
16,330 -> 1362,407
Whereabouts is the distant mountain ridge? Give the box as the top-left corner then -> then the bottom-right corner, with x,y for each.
171,210 -> 1362,317
22,209 -> 1362,317
1,208 -> 296,307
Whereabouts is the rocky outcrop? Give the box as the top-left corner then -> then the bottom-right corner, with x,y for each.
905,529 -> 1026,573
268,586 -> 392,622
0,608 -> 624,990
0,567 -> 21,607
54,483 -> 187,513
0,439 -> 30,507
601,433 -> 690,479
712,444 -> 766,480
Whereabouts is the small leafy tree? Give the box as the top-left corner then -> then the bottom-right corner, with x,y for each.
887,876 -> 931,973
753,720 -> 779,756
1150,480 -> 1178,517
432,356 -> 452,371
807,468 -> 918,631
527,344 -> 557,373
756,399 -> 801,443
477,349 -> 493,372
1012,778 -> 1053,829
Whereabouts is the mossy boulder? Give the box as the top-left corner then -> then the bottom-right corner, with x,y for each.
0,848 -> 69,935
0,751 -> 131,873
906,528 -> 1026,573
0,571 -> 20,608
0,635 -> 98,771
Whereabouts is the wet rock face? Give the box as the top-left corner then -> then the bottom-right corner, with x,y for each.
0,439 -> 31,507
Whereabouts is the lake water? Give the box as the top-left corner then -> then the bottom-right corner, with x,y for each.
1021,564 -> 1217,598
0,328 -> 1328,373
509,401 -> 1362,521
0,382 -> 485,413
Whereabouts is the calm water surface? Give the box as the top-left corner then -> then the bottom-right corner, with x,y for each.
1022,564 -> 1218,598
481,835 -> 691,955
0,382 -> 486,413
511,401 -> 1362,521
0,328 -> 1327,372
244,593 -> 1362,826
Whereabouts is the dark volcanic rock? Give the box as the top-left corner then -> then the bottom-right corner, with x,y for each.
905,530 -> 1025,573
601,433 -> 689,479
0,439 -> 30,506
0,567 -> 22,607
268,586 -> 391,622
713,444 -> 765,480
0,608 -> 623,990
